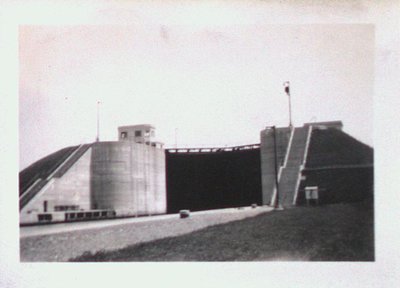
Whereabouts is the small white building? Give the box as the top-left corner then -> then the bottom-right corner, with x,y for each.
118,124 -> 163,148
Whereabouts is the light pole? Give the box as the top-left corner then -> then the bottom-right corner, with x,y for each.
266,125 -> 280,209
284,81 -> 292,128
272,126 -> 280,209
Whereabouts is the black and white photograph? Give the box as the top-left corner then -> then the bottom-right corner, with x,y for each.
1,0 -> 399,287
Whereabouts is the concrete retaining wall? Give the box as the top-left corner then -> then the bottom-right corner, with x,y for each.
297,166 -> 374,205
259,127 -> 291,205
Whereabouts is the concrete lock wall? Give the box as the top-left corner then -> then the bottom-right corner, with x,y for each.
90,141 -> 166,217
20,148 -> 93,224
259,127 -> 291,205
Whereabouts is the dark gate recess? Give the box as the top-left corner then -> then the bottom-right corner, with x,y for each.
166,146 -> 262,213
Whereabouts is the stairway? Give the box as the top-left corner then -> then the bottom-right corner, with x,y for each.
53,144 -> 91,178
278,127 -> 309,206
19,178 -> 50,209
19,144 -> 92,210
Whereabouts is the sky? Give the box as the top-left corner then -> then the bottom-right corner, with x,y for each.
19,23 -> 374,170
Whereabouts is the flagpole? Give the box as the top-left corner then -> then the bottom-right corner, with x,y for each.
96,101 -> 100,142
284,81 -> 292,128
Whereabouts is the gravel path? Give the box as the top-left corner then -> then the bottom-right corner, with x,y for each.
20,207 -> 272,262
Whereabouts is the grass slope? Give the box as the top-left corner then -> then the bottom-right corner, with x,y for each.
71,201 -> 374,262
306,128 -> 373,168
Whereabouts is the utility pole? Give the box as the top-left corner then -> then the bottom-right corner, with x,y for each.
284,81 -> 293,128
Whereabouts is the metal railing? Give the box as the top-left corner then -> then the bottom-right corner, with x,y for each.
166,143 -> 260,153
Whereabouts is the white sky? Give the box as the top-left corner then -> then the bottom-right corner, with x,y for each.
19,22 -> 374,169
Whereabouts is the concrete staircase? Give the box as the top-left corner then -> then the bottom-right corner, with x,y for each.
19,178 -> 50,209
19,144 -> 92,210
53,144 -> 91,178
278,127 -> 310,207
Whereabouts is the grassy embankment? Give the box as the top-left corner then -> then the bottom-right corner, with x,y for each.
71,200 -> 374,262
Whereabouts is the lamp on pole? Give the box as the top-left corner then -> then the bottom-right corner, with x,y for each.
284,81 -> 292,128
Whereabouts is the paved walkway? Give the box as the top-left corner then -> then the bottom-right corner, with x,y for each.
20,213 -> 178,238
20,206 -> 273,262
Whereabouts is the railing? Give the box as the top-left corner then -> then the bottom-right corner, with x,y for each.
47,144 -> 84,180
292,125 -> 313,205
20,178 -> 42,201
20,144 -> 92,211
302,163 -> 373,171
19,179 -> 49,210
53,144 -> 92,178
19,146 -> 78,196
166,143 -> 260,153
64,210 -> 116,222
